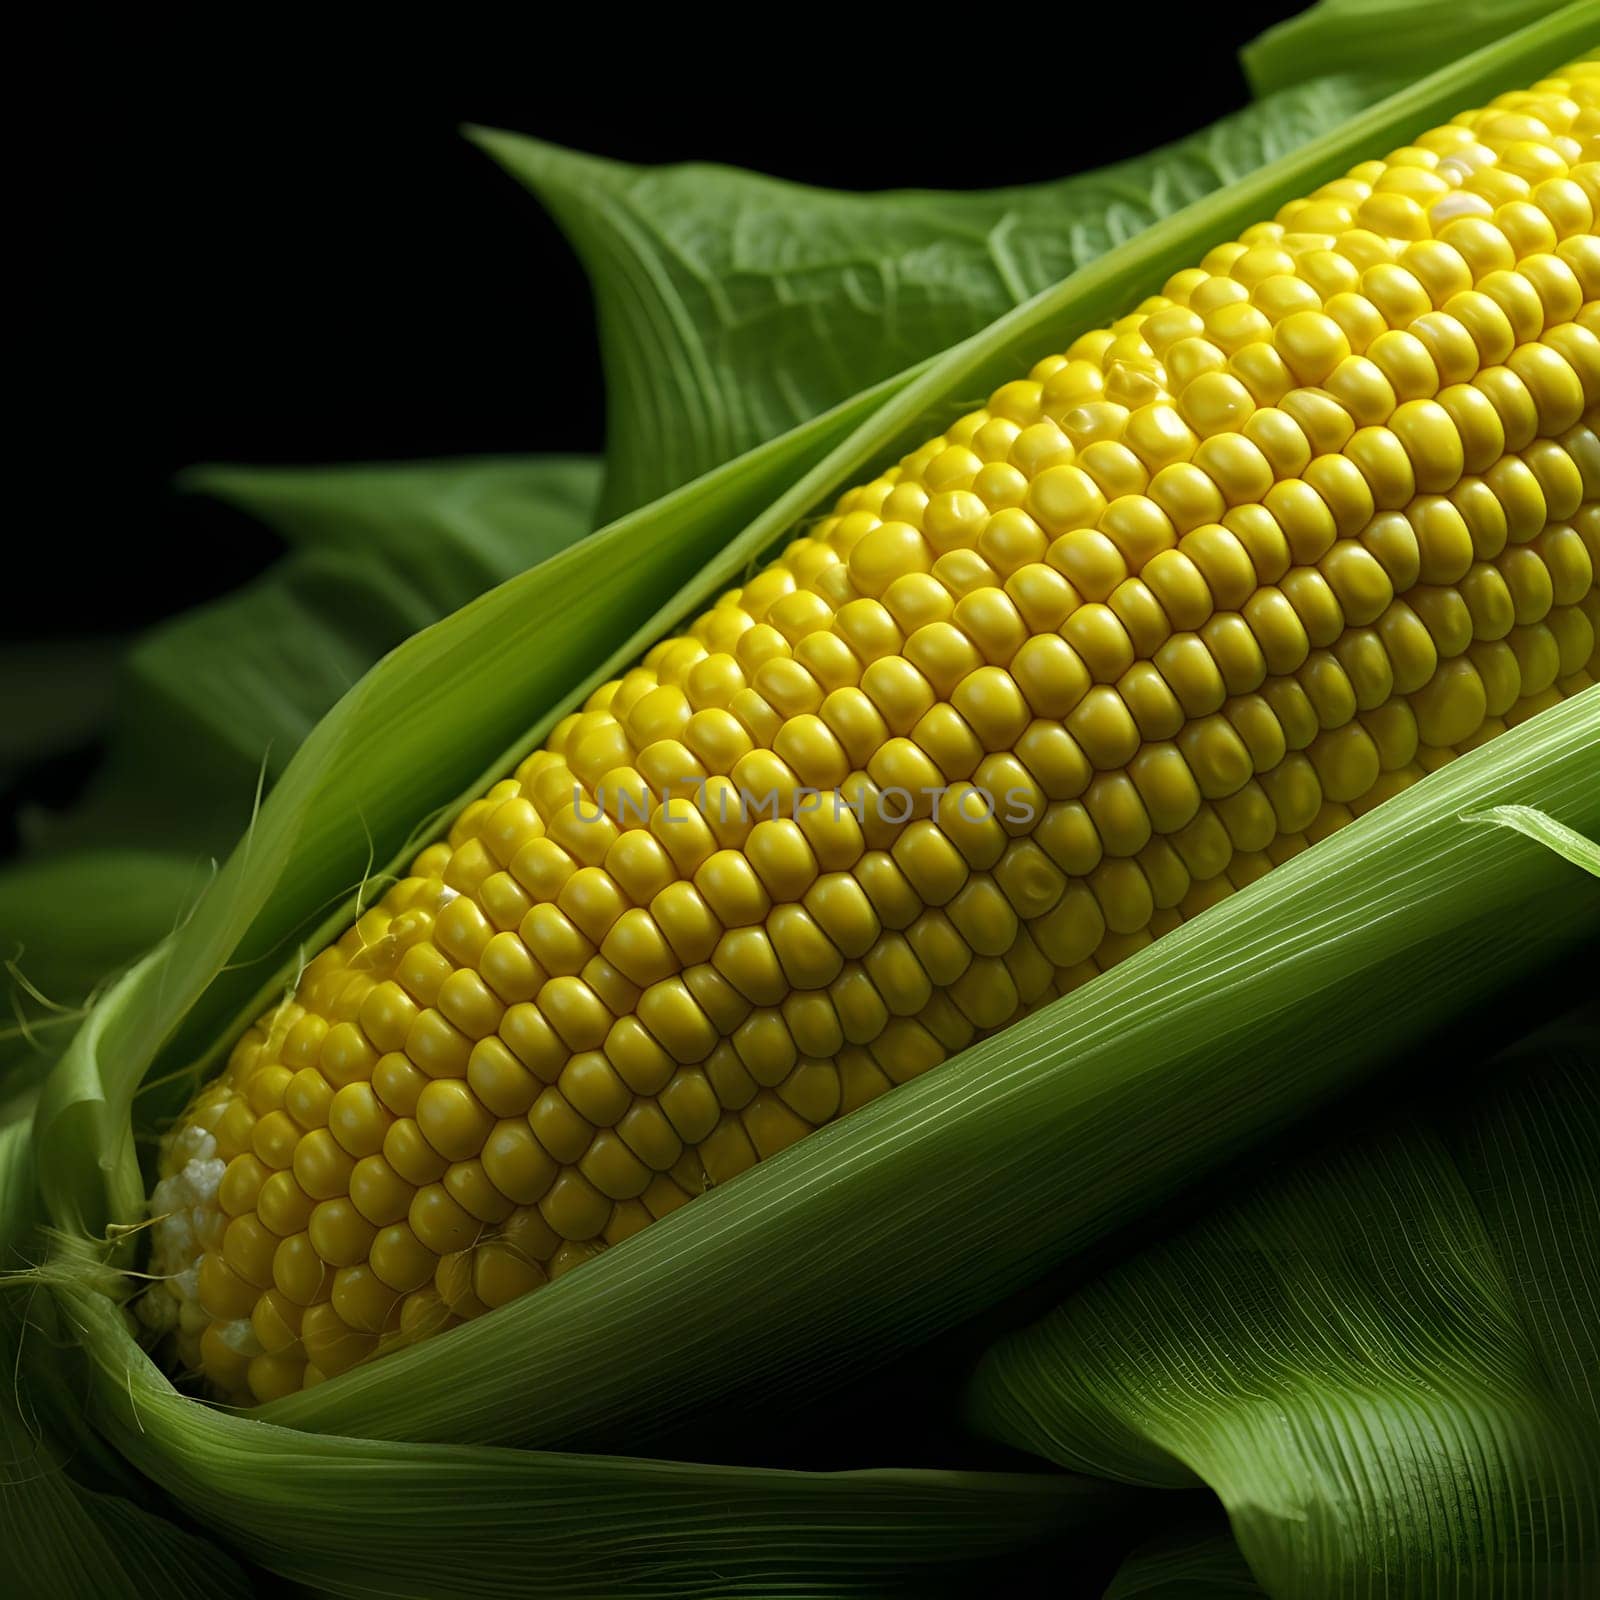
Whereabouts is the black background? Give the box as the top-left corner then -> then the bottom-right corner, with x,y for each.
17,4 -> 1302,842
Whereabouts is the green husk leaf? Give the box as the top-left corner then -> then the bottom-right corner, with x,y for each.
2,1117 -> 255,1600
1243,0 -> 1565,95
0,1403 -> 254,1600
473,72 -> 1400,516
964,1031 -> 1600,1596
51,1267 -> 1119,1600
1461,802 -> 1600,876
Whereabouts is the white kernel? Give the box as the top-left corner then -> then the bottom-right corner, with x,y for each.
1430,191 -> 1493,224
217,1319 -> 263,1357
172,1125 -> 218,1164
155,1211 -> 194,1262
181,1157 -> 227,1204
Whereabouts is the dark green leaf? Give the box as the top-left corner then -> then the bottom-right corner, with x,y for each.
45,455 -> 603,861
182,453 -> 602,604
1103,1529 -> 1266,1598
0,636 -> 126,776
966,1036 -> 1600,1596
0,850 -> 209,1088
1,457 -> 602,1087
473,74 -> 1398,516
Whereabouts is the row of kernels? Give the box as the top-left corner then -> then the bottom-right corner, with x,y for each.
821,344 -> 1590,662
547,588 -> 1574,1113
742,355 -> 1593,748
640,438 -> 1600,787
216,492 -> 1600,1228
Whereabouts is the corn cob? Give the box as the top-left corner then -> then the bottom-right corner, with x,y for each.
144,58 -> 1600,1404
